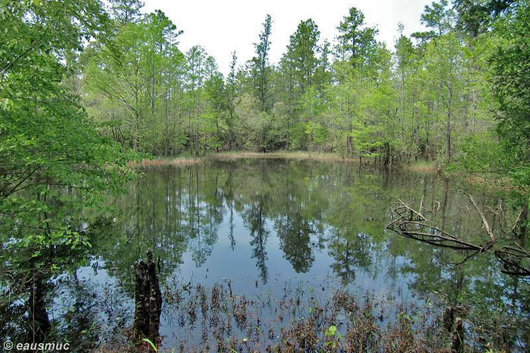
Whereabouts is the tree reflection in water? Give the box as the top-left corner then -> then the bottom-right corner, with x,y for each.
1,158 -> 528,350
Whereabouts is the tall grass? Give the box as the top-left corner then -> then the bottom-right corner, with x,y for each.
127,157 -> 202,167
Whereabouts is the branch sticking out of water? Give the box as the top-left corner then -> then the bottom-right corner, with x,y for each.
495,244 -> 530,276
462,191 -> 496,250
388,194 -> 530,276
387,199 -> 484,252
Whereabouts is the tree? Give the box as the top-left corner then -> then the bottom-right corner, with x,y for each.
109,0 -> 144,25
225,51 -> 238,149
492,0 -> 530,192
422,33 -> 465,164
412,0 -> 455,42
83,9 -> 185,154
204,67 -> 226,152
183,46 -> 221,156
277,19 -> 324,150
421,0 -> 455,35
0,0 -> 129,341
394,25 -> 422,161
454,0 -> 515,37
285,19 -> 321,95
333,7 -> 381,157
336,7 -> 379,69
252,14 -> 273,113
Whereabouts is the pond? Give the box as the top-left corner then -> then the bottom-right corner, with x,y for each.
3,158 -> 529,351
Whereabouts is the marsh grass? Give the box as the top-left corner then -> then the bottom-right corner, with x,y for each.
128,152 -> 362,169
210,151 -> 362,163
101,280 -> 458,352
95,276 -> 527,352
128,157 -> 202,167
403,160 -> 439,174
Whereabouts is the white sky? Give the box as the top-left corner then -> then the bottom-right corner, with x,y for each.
142,0 -> 433,75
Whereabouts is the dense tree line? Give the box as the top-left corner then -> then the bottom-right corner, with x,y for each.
78,0 -> 523,172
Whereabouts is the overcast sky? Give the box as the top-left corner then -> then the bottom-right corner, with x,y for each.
142,0 -> 433,75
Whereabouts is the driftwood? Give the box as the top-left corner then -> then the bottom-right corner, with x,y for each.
494,244 -> 530,276
386,199 -> 489,253
133,248 -> 162,347
462,191 -> 496,250
388,194 -> 530,276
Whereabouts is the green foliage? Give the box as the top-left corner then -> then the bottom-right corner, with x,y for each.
8,0 -> 520,183
336,7 -> 379,67
110,0 -> 144,25
3,0 -> 530,348
0,1 -> 133,340
252,14 -> 274,113
0,0 -> 130,225
75,1 -> 514,170
83,9 -> 185,155
492,0 -> 530,192
324,325 -> 341,348
284,19 -> 321,94
455,0 -> 515,36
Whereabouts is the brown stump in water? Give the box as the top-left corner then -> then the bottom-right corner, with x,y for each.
443,306 -> 454,333
451,317 -> 464,353
28,274 -> 51,342
133,248 -> 162,347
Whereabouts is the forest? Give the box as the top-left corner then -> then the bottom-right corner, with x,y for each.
2,0 -> 529,177
1,0 -> 530,351
75,0 -> 525,170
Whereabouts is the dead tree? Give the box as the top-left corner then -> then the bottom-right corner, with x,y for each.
133,248 -> 162,347
386,196 -> 493,255
387,192 -> 530,274
495,244 -> 530,276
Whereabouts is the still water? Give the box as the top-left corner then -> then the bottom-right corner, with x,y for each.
53,159 -> 528,350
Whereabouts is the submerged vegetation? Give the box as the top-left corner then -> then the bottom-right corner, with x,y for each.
1,0 -> 530,351
97,280 -> 462,352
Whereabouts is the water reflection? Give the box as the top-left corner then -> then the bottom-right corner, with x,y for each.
98,159 -> 525,293
1,158 -> 528,350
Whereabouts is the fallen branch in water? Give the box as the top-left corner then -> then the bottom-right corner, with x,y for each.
495,244 -> 530,276
387,199 -> 485,252
387,193 -> 530,276
462,191 -> 495,250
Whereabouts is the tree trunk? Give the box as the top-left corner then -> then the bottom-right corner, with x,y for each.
445,97 -> 452,164
346,135 -> 353,157
441,177 -> 449,231
29,274 -> 51,342
383,141 -> 391,166
133,248 -> 162,347
519,203 -> 528,248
